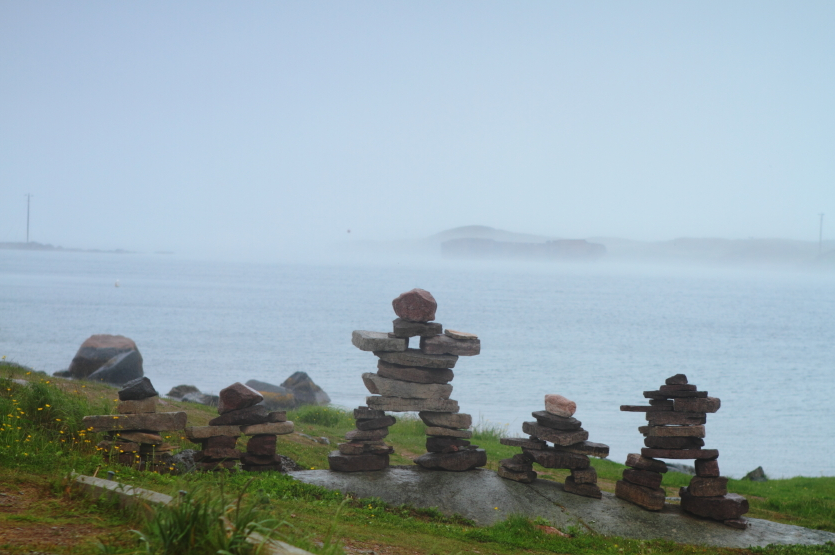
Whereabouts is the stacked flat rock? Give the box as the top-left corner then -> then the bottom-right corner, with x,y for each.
331,288 -> 486,472
184,382 -> 294,472
617,374 -> 749,528
84,377 -> 186,473
498,394 -> 609,498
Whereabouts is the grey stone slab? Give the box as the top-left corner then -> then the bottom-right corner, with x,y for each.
185,425 -> 242,440
352,331 -> 408,352
240,421 -> 295,436
522,421 -> 588,446
418,411 -> 472,429
366,396 -> 459,413
531,410 -> 582,430
674,397 -> 721,413
83,412 -> 187,432
375,349 -> 458,369
425,426 -> 472,439
287,466 -> 835,548
499,437 -> 547,450
377,361 -> 454,384
362,373 -> 452,399
419,335 -> 481,356
392,318 -> 442,338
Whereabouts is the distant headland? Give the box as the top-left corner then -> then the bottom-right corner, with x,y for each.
0,241 -> 132,254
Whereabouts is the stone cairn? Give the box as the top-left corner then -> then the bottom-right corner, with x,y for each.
84,377 -> 187,473
498,394 -> 610,498
617,374 -> 749,528
329,288 -> 487,472
184,382 -> 295,472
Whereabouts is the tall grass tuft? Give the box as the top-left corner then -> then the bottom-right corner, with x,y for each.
291,405 -> 354,428
132,479 -> 344,554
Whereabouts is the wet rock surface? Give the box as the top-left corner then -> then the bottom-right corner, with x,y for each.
288,466 -> 835,548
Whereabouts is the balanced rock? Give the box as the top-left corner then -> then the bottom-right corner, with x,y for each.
615,480 -> 666,511
209,405 -> 274,426
544,394 -> 576,418
218,382 -> 264,414
119,377 -> 158,401
392,288 -> 437,322
375,349 -> 458,369
680,488 -> 749,521
418,411 -> 472,429
69,334 -> 141,379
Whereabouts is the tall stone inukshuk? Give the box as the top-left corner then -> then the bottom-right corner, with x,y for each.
329,288 -> 487,472
498,394 -> 610,498
185,382 -> 294,472
85,377 -> 187,473
617,374 -> 749,528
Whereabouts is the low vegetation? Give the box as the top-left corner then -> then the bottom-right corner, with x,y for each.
1,360 -> 833,555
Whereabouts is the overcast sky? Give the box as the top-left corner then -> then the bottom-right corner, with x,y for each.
1,2 -> 833,259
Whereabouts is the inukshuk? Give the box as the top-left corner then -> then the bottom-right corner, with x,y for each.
185,382 -> 294,472
618,374 -> 749,528
498,394 -> 609,498
85,377 -> 187,473
329,288 -> 487,472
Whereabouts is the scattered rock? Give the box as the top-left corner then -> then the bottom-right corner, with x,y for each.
745,466 -> 768,482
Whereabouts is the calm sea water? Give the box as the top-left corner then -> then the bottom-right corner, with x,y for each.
1,250 -> 833,478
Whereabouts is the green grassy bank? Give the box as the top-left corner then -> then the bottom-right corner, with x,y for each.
1,361 -> 833,555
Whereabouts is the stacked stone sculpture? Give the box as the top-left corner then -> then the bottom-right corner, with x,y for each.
185,382 -> 294,472
329,288 -> 487,472
85,377 -> 186,473
618,374 -> 749,528
499,394 -> 609,498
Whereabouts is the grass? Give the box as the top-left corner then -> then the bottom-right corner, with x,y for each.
2,360 -> 835,555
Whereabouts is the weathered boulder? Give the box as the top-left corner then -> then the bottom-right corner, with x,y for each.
544,394 -> 576,418
392,289 -> 437,323
86,350 -> 143,386
245,379 -> 296,409
281,372 -> 331,406
69,334 -> 142,379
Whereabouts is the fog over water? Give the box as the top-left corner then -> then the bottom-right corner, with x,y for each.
1,2 -> 833,259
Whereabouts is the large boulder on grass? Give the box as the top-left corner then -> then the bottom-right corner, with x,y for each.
281,372 -> 331,406
69,334 -> 142,380
86,350 -> 144,386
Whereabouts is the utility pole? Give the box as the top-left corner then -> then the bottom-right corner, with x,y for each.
25,194 -> 32,243
819,213 -> 825,255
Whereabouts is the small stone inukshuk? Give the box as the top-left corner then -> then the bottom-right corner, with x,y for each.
85,377 -> 187,473
498,394 -> 609,498
185,382 -> 294,472
329,288 -> 487,472
618,374 -> 749,528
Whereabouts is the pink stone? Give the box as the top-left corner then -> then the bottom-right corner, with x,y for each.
392,289 -> 437,323
544,394 -> 576,418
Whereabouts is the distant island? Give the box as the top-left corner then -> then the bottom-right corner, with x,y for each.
343,225 -> 835,267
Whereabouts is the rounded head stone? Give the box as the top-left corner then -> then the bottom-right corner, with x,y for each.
544,394 -> 577,418
118,377 -> 158,401
392,289 -> 437,323
218,382 -> 265,414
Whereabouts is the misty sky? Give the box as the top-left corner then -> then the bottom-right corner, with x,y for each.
1,2 -> 833,259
